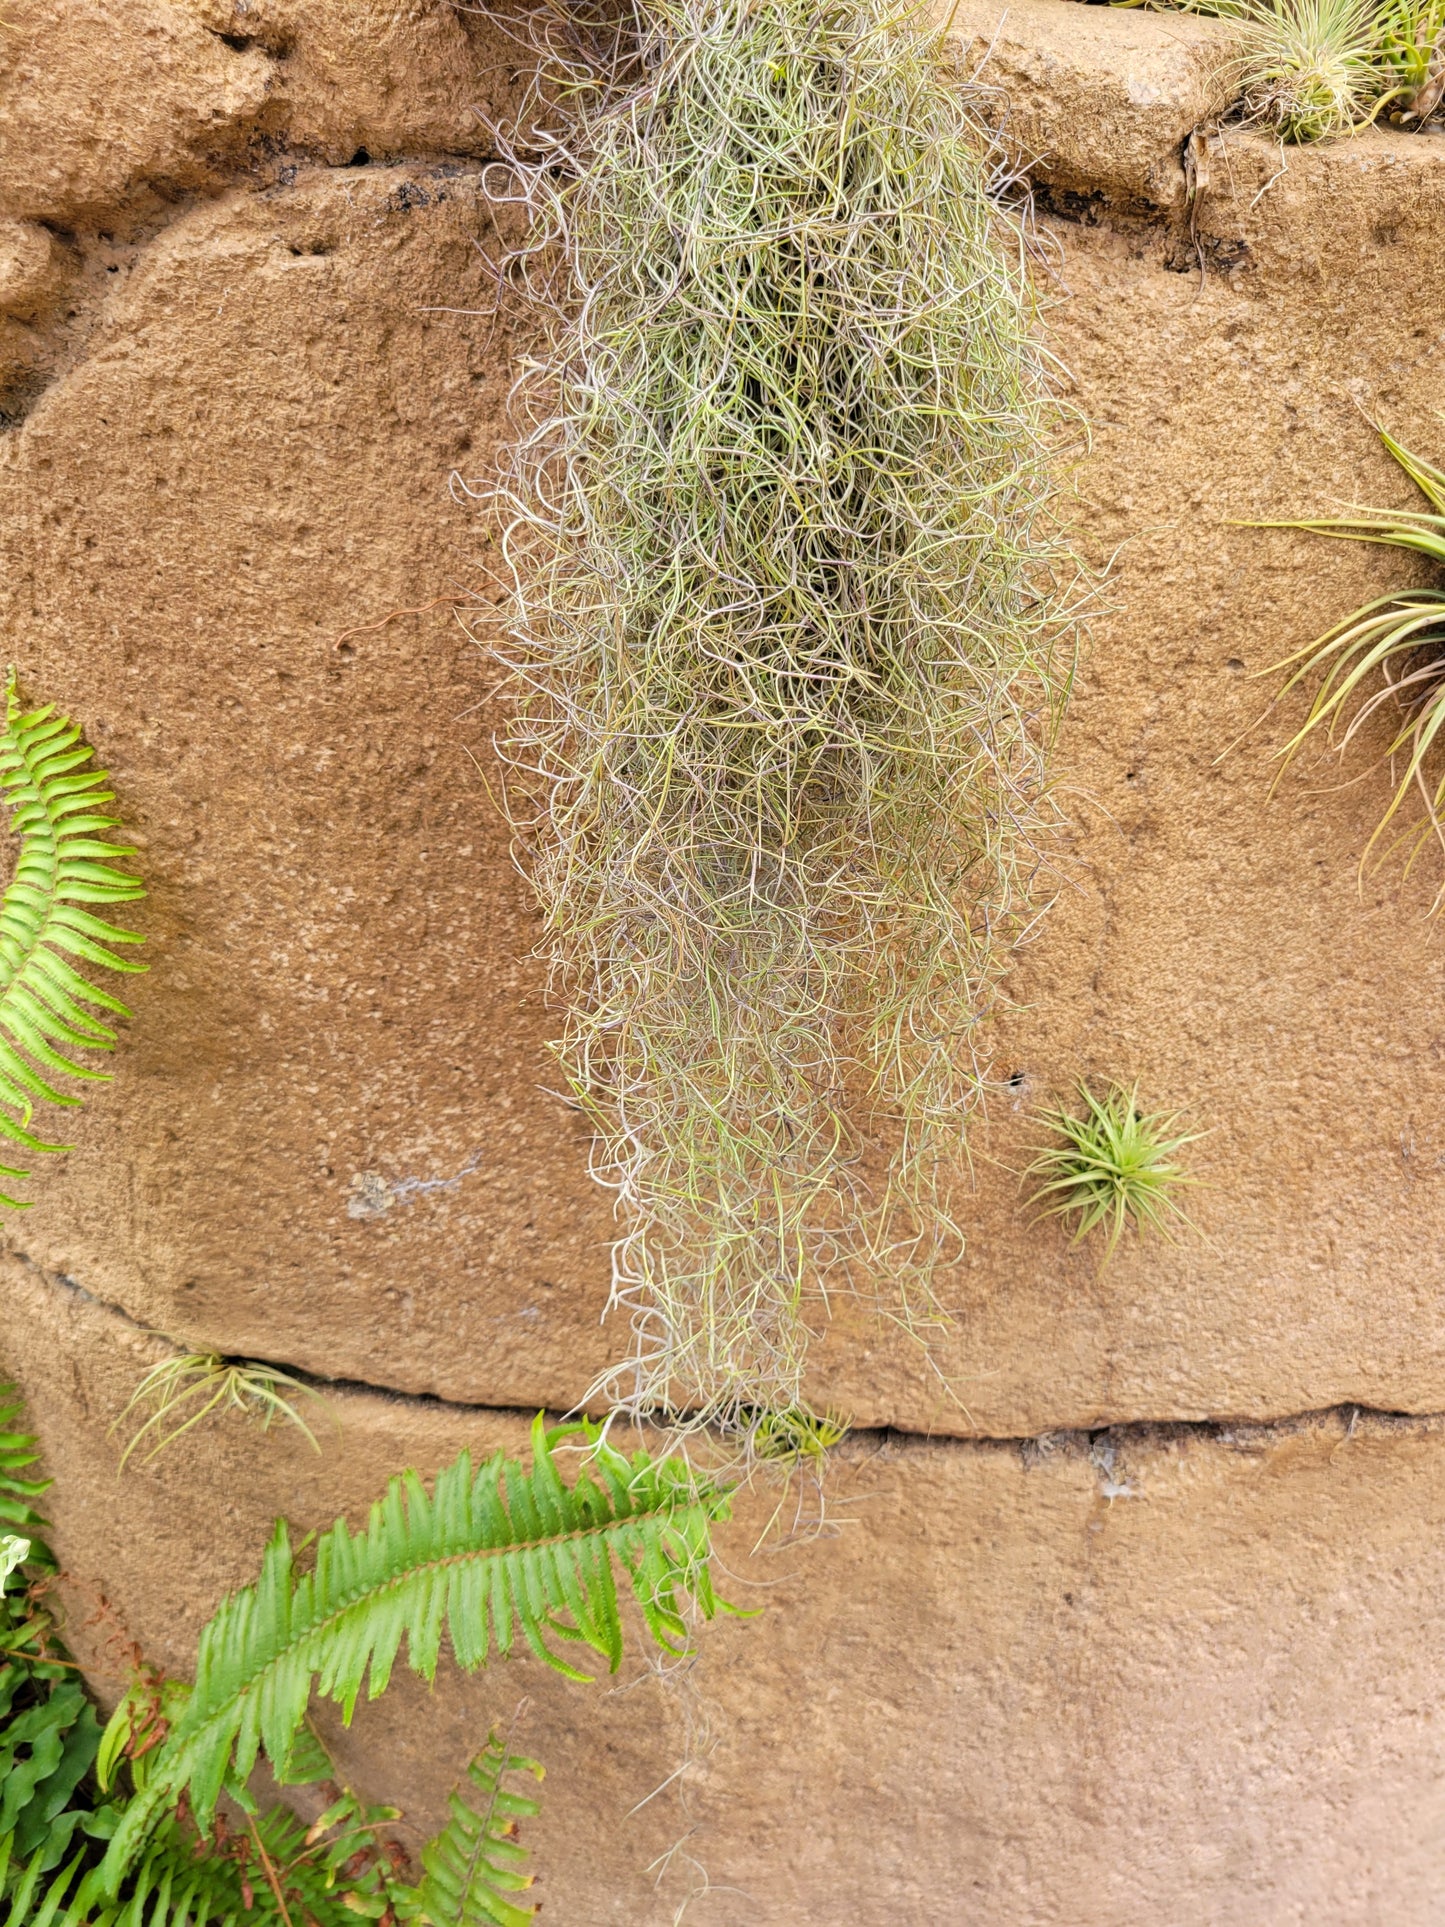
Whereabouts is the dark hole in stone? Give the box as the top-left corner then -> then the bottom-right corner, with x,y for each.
350,147 -> 372,167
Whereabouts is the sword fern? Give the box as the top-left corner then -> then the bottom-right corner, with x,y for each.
407,1728 -> 543,1927
0,674 -> 145,1207
100,1417 -> 731,1888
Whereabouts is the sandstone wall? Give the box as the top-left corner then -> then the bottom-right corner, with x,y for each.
2,1 -> 1444,1920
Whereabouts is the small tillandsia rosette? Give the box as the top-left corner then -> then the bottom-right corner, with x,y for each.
1025,1081 -> 1201,1262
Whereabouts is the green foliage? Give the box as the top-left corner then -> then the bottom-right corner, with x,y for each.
497,0 -> 1076,1427
1263,428 -> 1445,904
405,1729 -> 543,1927
113,1355 -> 325,1471
1113,0 -> 1444,135
1026,1083 -> 1198,1260
0,1386 -> 101,1883
0,674 -> 145,1208
745,1405 -> 849,1468
101,1416 -> 730,1885
2,1788 -> 407,1927
0,1389 -> 49,1554
1,1389 -> 723,1923
1374,0 -> 1445,119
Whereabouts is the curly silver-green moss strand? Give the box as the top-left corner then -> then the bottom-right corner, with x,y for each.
497,0 -> 1076,1430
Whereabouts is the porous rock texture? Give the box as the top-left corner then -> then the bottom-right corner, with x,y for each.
15,1262 -> 1445,1926
3,0 -> 1445,1918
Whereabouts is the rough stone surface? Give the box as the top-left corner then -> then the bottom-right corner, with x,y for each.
3,64 -> 1443,1434
0,0 -> 523,229
0,155 -> 620,1405
3,12 -> 1445,1907
9,1265 -> 1445,1925
943,0 -> 1239,208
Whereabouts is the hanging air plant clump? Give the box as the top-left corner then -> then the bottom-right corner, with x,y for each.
496,0 -> 1076,1428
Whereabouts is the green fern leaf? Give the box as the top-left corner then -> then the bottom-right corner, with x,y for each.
0,675 -> 145,1207
101,1419 -> 731,1888
0,1389 -> 49,1551
405,1728 -> 542,1927
4,1792 -> 407,1927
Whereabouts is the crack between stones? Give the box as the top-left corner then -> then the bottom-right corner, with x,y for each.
15,1250 -> 1445,1454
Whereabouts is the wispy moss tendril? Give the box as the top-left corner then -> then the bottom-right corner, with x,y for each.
493,0 -> 1078,1428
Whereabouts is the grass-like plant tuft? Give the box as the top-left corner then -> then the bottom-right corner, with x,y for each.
494,0 -> 1076,1430
1114,0 -> 1444,137
113,1352 -> 326,1470
1026,1082 -> 1199,1260
1262,427 -> 1445,905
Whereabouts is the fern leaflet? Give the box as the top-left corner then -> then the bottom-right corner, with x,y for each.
0,675 -> 145,1207
102,1417 -> 731,1885
404,1728 -> 542,1927
3,1792 -> 406,1927
0,1389 -> 49,1554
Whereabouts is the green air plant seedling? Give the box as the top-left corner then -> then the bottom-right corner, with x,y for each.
0,672 -> 145,1206
1261,427 -> 1445,905
1026,1082 -> 1199,1260
1111,0 -> 1444,140
1373,0 -> 1445,121
745,1403 -> 850,1468
113,1352 -> 327,1470
494,0 -> 1076,1432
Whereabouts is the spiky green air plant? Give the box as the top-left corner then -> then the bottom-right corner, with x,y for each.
0,675 -> 144,1206
746,1403 -> 849,1467
1373,0 -> 1445,121
1263,429 -> 1445,904
113,1352 -> 327,1470
495,0 -> 1074,1430
1025,1082 -> 1199,1261
1238,0 -> 1381,139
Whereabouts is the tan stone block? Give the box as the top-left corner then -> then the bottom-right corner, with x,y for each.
0,160 -> 618,1407
178,0 -> 530,170
0,0 -> 526,232
8,1262 -> 1445,1925
1,5 -> 1445,1436
0,0 -> 272,227
942,0 -> 1239,208
0,218 -> 64,321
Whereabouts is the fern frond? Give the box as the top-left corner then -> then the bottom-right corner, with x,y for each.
0,674 -> 145,1206
0,1388 -> 49,1550
3,1792 -> 405,1927
101,1420 -> 731,1885
404,1728 -> 542,1927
